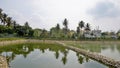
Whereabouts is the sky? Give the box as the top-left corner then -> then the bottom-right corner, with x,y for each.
0,0 -> 120,32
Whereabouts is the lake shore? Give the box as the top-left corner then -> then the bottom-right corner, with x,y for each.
0,39 -> 120,45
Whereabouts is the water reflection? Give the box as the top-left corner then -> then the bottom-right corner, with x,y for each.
0,43 -> 110,68
74,43 -> 120,60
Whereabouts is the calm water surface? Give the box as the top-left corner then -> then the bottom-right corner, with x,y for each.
0,43 -> 113,68
73,43 -> 120,60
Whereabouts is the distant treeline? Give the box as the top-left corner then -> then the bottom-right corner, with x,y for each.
0,8 -> 120,40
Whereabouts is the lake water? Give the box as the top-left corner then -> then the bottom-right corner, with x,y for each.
71,43 -> 120,60
0,43 -> 113,68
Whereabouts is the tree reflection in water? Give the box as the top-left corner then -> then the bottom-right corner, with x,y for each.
76,53 -> 89,64
0,43 -> 91,66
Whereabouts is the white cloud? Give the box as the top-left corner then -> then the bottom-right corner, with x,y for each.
28,0 -> 103,30
6,10 -> 27,25
0,0 -> 119,31
87,0 -> 120,31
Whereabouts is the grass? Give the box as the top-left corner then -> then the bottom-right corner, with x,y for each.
0,37 -> 24,41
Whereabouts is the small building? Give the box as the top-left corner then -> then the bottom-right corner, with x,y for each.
92,30 -> 101,38
84,30 -> 92,38
84,29 -> 102,38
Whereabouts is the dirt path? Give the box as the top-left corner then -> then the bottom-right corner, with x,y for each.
0,56 -> 8,68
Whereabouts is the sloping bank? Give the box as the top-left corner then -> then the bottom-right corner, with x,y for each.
0,56 -> 8,68
0,39 -> 55,46
56,41 -> 120,68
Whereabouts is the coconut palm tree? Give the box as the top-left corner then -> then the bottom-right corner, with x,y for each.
78,21 -> 85,37
63,18 -> 68,34
79,21 -> 84,29
63,18 -> 68,30
56,23 -> 60,30
76,26 -> 80,34
85,23 -> 90,31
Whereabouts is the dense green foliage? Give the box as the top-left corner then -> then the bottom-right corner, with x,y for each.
0,8 -> 120,40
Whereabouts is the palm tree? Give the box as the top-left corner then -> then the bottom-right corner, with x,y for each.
85,23 -> 90,31
79,21 -> 84,29
78,21 -> 85,37
56,23 -> 60,30
63,18 -> 68,30
76,26 -> 80,34
63,18 -> 68,34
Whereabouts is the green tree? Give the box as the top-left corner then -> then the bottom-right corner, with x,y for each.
33,29 -> 42,38
76,26 -> 80,35
56,23 -> 60,30
24,22 -> 32,36
40,29 -> 48,38
63,18 -> 68,29
85,23 -> 90,31
79,21 -> 84,29
63,18 -> 68,34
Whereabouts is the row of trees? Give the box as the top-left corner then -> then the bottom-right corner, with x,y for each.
49,19 -> 91,39
0,8 -> 120,40
0,8 -> 91,39
0,8 -> 33,37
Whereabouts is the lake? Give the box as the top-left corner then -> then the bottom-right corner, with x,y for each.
67,42 -> 120,60
0,43 -> 113,68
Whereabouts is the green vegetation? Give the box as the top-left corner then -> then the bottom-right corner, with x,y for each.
0,8 -> 120,40
0,37 -> 24,41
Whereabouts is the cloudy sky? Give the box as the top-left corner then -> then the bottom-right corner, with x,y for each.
0,0 -> 120,32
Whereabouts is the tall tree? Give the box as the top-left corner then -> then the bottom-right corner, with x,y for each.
56,23 -> 60,30
24,22 -> 31,36
85,23 -> 90,31
76,26 -> 80,34
63,18 -> 68,34
63,18 -> 68,30
79,21 -> 84,29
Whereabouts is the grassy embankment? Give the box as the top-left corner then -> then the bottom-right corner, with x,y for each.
0,37 -> 24,41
